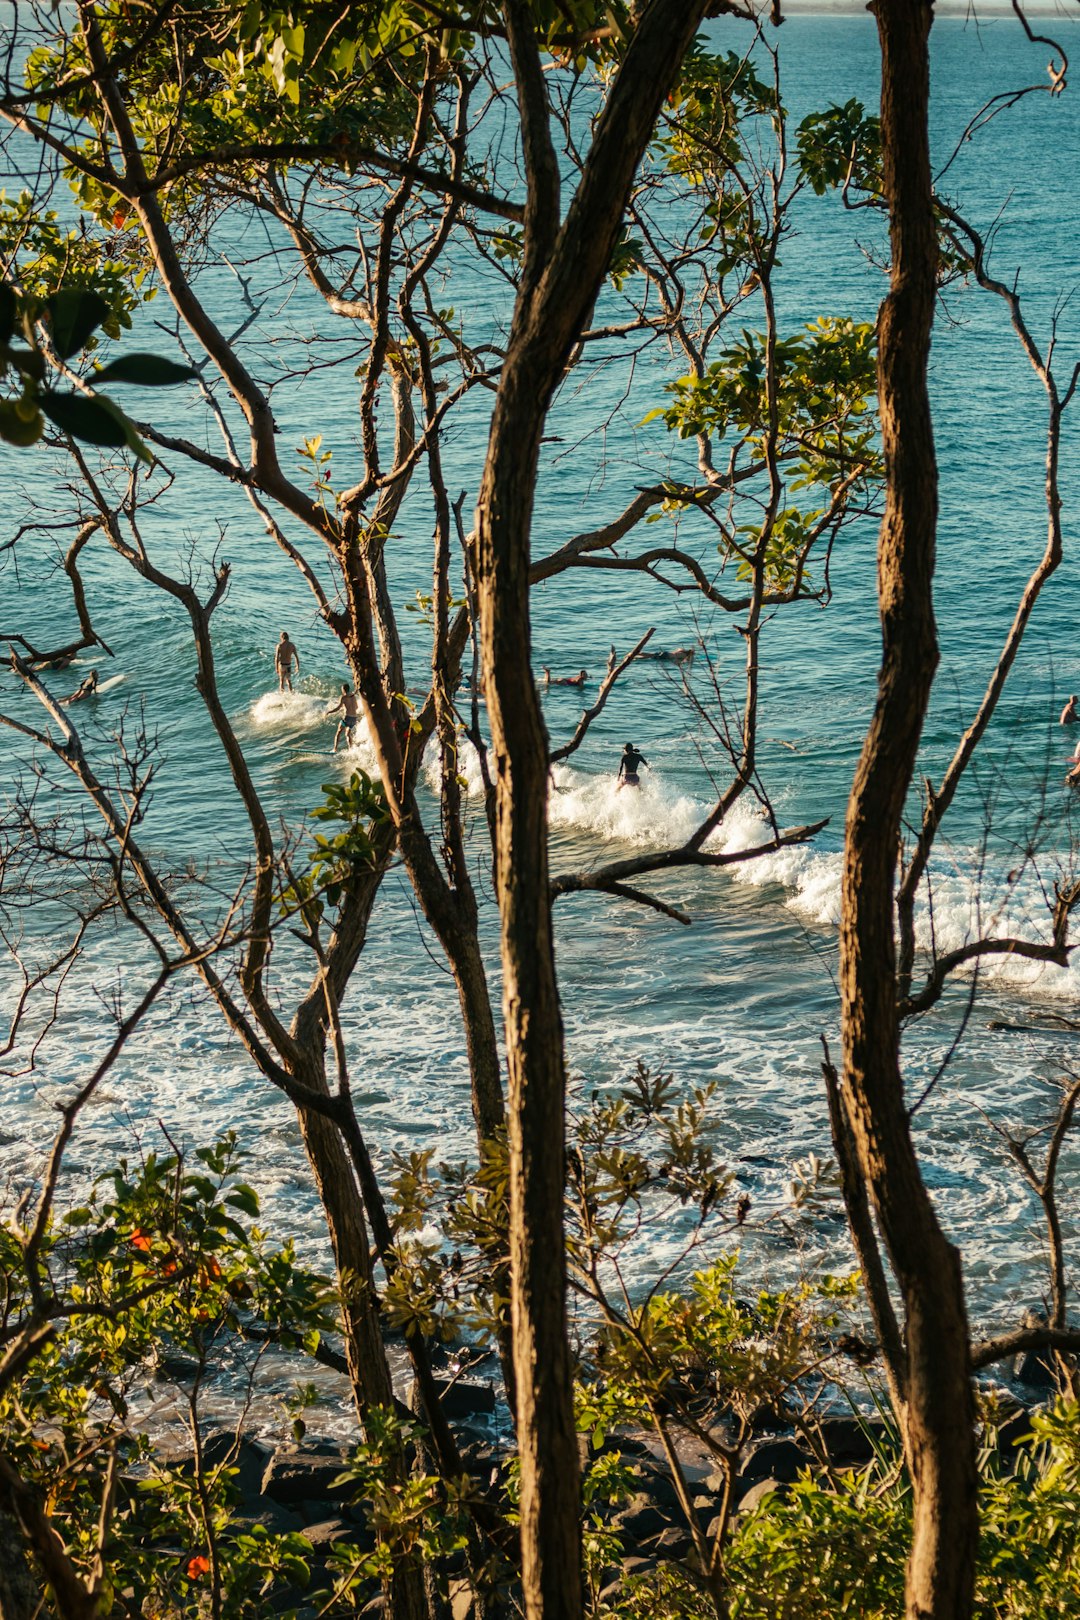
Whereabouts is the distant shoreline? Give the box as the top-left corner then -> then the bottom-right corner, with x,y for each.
771,0 -> 1077,16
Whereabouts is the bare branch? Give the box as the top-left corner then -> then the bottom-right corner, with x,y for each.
549,630 -> 655,764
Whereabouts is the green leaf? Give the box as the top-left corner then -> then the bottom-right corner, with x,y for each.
226,1183 -> 260,1217
40,389 -> 128,446
93,353 -> 197,387
0,397 -> 44,446
43,288 -> 110,358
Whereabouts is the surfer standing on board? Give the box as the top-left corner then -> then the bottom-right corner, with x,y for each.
327,683 -> 359,753
616,742 -> 649,790
275,632 -> 301,692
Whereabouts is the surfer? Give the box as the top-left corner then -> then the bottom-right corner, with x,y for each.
616,741 -> 649,790
61,669 -> 99,705
1061,694 -> 1078,725
327,683 -> 359,753
543,667 -> 588,687
275,631 -> 301,692
640,646 -> 696,665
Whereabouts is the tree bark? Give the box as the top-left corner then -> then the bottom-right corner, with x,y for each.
294,1065 -> 427,1620
474,6 -> 711,1616
0,1506 -> 42,1620
839,5 -> 978,1619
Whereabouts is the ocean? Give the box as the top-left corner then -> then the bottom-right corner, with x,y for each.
3,11 -> 1080,1379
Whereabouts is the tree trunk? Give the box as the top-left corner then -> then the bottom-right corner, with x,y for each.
295,1085 -> 428,1620
474,7 -> 712,1616
0,1507 -> 41,1620
839,5 -> 978,1618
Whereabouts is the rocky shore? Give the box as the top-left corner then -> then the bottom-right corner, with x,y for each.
164,1359 -> 1054,1618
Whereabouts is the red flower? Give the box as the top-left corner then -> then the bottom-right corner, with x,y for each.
186,1555 -> 211,1580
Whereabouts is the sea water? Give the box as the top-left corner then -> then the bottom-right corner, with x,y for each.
2,13 -> 1080,1357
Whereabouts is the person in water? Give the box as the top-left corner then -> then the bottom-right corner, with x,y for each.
543,667 -> 588,687
275,631 -> 301,692
1061,694 -> 1078,725
327,683 -> 359,753
61,669 -> 99,705
617,741 -> 649,789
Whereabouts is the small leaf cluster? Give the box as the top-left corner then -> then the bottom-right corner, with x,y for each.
797,99 -> 883,199
281,770 -> 392,917
662,47 -> 781,183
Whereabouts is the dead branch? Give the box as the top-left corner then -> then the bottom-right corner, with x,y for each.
550,630 -> 655,764
551,816 -> 828,898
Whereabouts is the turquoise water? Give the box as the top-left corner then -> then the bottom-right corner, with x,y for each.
3,15 -> 1080,1341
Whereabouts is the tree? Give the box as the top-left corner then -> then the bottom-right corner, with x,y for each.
5,6 -> 1079,1618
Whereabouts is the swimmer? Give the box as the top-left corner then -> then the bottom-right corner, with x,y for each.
1061,694 -> 1078,725
616,741 -> 649,790
327,683 -> 359,753
543,667 -> 588,687
61,669 -> 99,705
640,646 -> 696,665
275,631 -> 301,692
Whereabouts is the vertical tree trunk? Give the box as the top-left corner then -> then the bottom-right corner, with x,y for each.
839,5 -> 978,1618
0,1507 -> 41,1620
295,1088 -> 428,1620
474,7 -> 712,1615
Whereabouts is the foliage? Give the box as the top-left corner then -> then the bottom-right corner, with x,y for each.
280,770 -> 392,917
797,99 -> 882,198
1,1135 -> 337,1618
586,1402 -> 1080,1618
321,1405 -> 475,1606
662,46 -> 781,182
655,318 -> 877,471
0,256 -> 192,454
6,1110 -> 1080,1620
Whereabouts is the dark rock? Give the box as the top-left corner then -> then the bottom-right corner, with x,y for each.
609,1430 -> 650,1458
262,1447 -> 351,1506
620,1555 -> 656,1580
237,1500 -> 306,1535
201,1432 -> 271,1507
749,1402 -> 791,1435
613,1493 -> 671,1543
456,1436 -> 499,1477
648,1525 -> 691,1558
993,1407 -> 1035,1462
301,1518 -> 356,1550
813,1416 -> 888,1468
1014,1349 -> 1057,1390
740,1438 -> 809,1485
1014,1310 -> 1058,1390
296,1497 -> 347,1528
433,1378 -> 496,1420
154,1352 -> 202,1383
632,1464 -> 683,1516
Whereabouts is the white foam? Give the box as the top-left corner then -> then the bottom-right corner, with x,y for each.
548,762 -> 710,848
249,690 -> 330,730
440,740 -> 1080,1000
248,689 -> 380,772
